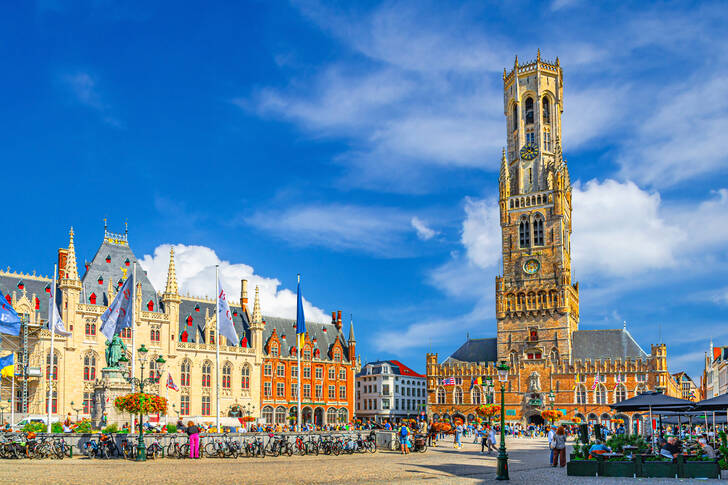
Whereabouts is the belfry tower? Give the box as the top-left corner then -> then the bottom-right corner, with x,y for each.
495,51 -> 579,364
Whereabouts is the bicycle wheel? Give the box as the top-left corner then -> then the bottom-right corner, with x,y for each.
368,441 -> 377,453
204,442 -> 217,458
180,443 -> 190,458
166,443 -> 178,459
418,442 -> 427,453
100,444 -> 110,460
332,442 -> 341,456
311,442 -> 319,456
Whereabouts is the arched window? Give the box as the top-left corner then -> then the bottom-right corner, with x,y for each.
149,357 -> 159,380
575,384 -> 587,404
525,97 -> 534,124
533,214 -> 544,246
595,384 -> 607,404
180,360 -> 191,387
46,352 -> 58,380
337,408 -> 348,423
85,320 -> 96,337
275,406 -> 287,424
510,352 -> 518,369
542,97 -> 550,123
83,353 -> 96,381
46,390 -> 57,414
437,387 -> 446,404
261,406 -> 273,424
453,387 -> 463,404
222,362 -> 232,389
241,364 -> 250,390
202,361 -> 212,387
472,386 -> 482,404
635,383 -> 647,395
506,294 -> 515,311
615,384 -> 627,403
512,104 -> 518,131
519,219 -> 531,248
550,348 -> 559,365
327,407 -> 337,424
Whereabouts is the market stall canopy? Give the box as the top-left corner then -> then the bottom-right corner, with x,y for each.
609,391 -> 694,412
694,393 -> 728,411
660,412 -> 727,425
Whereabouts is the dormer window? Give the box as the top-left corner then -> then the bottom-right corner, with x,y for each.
233,310 -> 238,316
314,349 -> 320,358
89,293 -> 97,305
290,346 -> 296,356
147,300 -> 154,311
35,297 -> 40,310
271,345 -> 279,357
334,351 -> 341,361
304,349 -> 311,360
98,277 -> 104,285
124,258 -> 130,267
195,305 -> 200,312
186,315 -> 193,326
117,280 -> 123,288
45,285 -> 51,294
105,255 -> 111,263
17,281 -> 24,290
529,328 -> 538,341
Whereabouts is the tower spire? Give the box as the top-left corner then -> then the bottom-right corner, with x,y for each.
164,247 -> 178,295
252,285 -> 262,324
348,314 -> 356,343
65,227 -> 79,281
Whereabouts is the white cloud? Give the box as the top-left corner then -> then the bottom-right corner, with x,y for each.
461,197 -> 502,270
138,244 -> 329,323
410,216 -> 437,240
61,71 -> 121,127
246,204 -> 417,257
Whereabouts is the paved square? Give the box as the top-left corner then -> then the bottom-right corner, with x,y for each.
0,436 -> 721,484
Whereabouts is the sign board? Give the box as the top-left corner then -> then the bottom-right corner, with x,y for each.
528,399 -> 542,407
26,367 -> 41,377
558,408 -> 567,416
506,409 -> 516,416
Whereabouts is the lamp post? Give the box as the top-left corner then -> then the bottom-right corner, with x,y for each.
118,345 -> 166,462
496,360 -> 510,481
70,400 -> 82,422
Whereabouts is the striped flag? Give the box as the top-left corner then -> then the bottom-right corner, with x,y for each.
591,373 -> 600,390
442,377 -> 455,386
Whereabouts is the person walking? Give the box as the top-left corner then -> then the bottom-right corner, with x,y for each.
399,423 -> 410,454
547,425 -> 556,464
186,420 -> 201,459
480,426 -> 488,454
487,426 -> 497,455
455,423 -> 463,449
551,426 -> 567,467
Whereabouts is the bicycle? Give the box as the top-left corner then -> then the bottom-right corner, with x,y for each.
120,438 -> 136,460
146,437 -> 164,459
167,435 -> 189,459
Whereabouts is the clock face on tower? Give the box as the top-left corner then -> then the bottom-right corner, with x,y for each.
520,142 -> 539,161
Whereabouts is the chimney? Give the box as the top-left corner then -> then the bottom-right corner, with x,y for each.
241,279 -> 248,310
336,310 -> 342,330
331,311 -> 336,324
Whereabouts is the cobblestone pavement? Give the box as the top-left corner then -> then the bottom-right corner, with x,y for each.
0,436 -> 722,484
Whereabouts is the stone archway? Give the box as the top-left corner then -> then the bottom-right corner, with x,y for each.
527,413 -> 545,426
314,407 -> 324,426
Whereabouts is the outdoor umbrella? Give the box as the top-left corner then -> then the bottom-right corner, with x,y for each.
610,391 -> 694,439
693,393 -> 728,435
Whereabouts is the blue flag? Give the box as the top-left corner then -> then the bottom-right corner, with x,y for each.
100,275 -> 134,341
296,278 -> 306,347
0,291 -> 21,336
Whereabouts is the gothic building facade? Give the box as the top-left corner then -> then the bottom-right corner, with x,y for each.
426,52 -> 679,432
0,227 -> 356,426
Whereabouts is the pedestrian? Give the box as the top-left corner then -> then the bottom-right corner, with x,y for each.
428,422 -> 437,447
186,420 -> 201,459
480,426 -> 488,453
547,425 -> 555,464
551,426 -> 567,467
399,422 -> 410,454
455,423 -> 463,449
488,426 -> 497,454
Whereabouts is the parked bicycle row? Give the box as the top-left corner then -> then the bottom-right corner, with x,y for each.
0,432 -> 377,459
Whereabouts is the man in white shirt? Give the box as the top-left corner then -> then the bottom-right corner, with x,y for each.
547,426 -> 556,464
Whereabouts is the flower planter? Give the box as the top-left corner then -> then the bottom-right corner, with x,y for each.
681,460 -> 720,479
600,460 -> 635,477
566,460 -> 598,476
640,460 -> 677,478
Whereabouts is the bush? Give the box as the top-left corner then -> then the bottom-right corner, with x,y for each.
73,419 -> 92,433
166,424 -> 177,433
22,422 -> 46,433
102,424 -> 119,434
606,433 -> 648,453
51,422 -> 63,433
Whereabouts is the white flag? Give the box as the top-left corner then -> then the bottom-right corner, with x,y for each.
100,275 -> 134,342
49,292 -> 71,337
217,276 -> 239,346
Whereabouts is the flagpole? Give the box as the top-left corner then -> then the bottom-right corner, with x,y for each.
215,265 -> 220,432
47,264 -> 57,433
131,262 -> 136,431
297,274 -> 301,432
11,369 -> 15,428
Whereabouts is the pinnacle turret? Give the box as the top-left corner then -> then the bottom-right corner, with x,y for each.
348,316 -> 356,343
164,247 -> 178,295
252,285 -> 262,324
65,227 -> 79,281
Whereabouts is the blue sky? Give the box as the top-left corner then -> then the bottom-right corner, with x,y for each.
2,1 -> 727,380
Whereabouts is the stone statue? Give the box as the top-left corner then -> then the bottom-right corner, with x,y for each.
105,335 -> 128,369
528,371 -> 541,392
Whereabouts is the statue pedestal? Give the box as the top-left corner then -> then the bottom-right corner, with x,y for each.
93,367 -> 132,429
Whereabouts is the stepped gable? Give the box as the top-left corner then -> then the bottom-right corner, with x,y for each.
571,329 -> 647,361
0,271 -> 54,322
444,337 -> 498,364
81,230 -> 160,311
178,296 -> 251,346
263,316 -> 350,362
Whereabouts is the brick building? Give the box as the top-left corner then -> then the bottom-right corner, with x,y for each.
259,311 -> 357,426
426,52 -> 680,433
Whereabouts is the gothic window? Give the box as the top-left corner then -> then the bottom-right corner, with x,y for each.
512,104 -> 518,131
222,362 -> 232,389
525,97 -> 534,124
437,387 -> 446,404
454,387 -> 463,404
46,390 -> 57,414
544,131 -> 552,151
595,384 -> 607,404
180,360 -> 191,387
83,353 -> 96,381
180,395 -> 190,415
517,293 -> 525,308
538,292 -> 547,307
533,214 -> 545,246
506,294 -> 515,311
615,384 -> 627,403
526,132 -> 535,144
202,396 -> 211,415
46,352 -> 58,380
575,385 -> 587,404
542,97 -> 550,123
472,386 -> 482,404
509,199 -> 514,209
510,352 -> 518,369
519,219 -> 531,248
202,361 -> 212,387
149,357 -> 160,380
241,364 -> 250,390
529,328 -> 538,341
550,348 -> 559,364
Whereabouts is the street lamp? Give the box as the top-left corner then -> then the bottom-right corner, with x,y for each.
119,346 -> 166,461
496,360 -> 510,481
70,400 -> 82,422
548,390 -> 555,409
